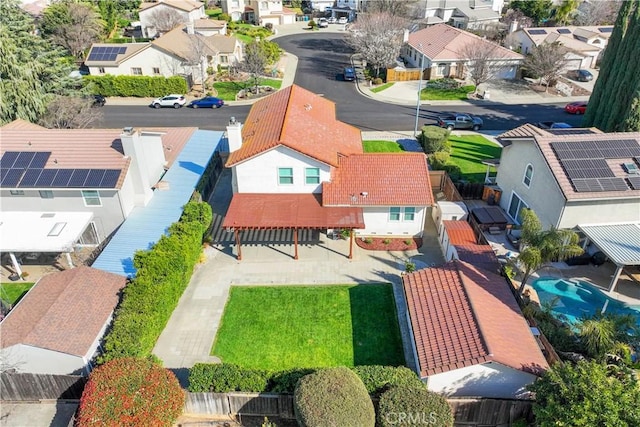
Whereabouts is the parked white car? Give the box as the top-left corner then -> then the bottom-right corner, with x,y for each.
317,18 -> 329,28
151,94 -> 186,109
338,17 -> 348,24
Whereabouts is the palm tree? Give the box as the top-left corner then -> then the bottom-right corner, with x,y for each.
577,314 -> 638,362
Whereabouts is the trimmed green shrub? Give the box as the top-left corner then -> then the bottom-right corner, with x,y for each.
377,385 -> 453,427
268,368 -> 317,393
429,151 -> 450,170
352,365 -> 424,397
77,357 -> 184,427
99,201 -> 212,363
188,363 -> 269,392
441,164 -> 462,181
418,126 -> 451,154
294,367 -> 375,427
83,75 -> 188,97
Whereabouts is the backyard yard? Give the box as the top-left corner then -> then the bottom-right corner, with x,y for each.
0,282 -> 34,307
447,134 -> 502,182
212,284 -> 405,371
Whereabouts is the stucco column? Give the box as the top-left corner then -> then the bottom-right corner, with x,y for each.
9,253 -> 22,277
608,265 -> 623,293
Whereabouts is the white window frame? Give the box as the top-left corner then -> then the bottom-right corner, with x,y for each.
403,207 -> 416,221
131,67 -> 142,75
389,207 -> 401,221
82,190 -> 102,207
39,190 -> 54,199
305,167 -> 320,185
507,191 -> 528,224
278,167 -> 294,185
98,67 -> 105,74
152,67 -> 161,75
9,190 -> 25,196
523,164 -> 533,187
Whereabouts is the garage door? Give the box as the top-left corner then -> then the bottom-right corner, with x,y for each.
495,66 -> 516,79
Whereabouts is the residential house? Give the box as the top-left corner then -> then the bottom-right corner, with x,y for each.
193,18 -> 228,36
403,260 -> 548,398
414,0 -> 503,30
221,0 -> 296,25
508,25 -> 613,69
139,0 -> 206,38
222,85 -> 433,258
85,24 -> 243,84
0,266 -> 127,375
309,0 -> 335,12
402,24 -> 524,80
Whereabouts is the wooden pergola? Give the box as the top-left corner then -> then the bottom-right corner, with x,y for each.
222,193 -> 365,260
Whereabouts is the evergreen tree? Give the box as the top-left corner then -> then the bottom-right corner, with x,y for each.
583,0 -> 640,131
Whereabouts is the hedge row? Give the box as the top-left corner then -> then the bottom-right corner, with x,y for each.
83,75 -> 188,97
99,201 -> 213,363
188,363 -> 425,396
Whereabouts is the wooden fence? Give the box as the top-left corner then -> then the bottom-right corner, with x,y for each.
386,68 -> 426,82
0,372 -> 86,401
430,170 -> 464,202
183,392 -> 534,426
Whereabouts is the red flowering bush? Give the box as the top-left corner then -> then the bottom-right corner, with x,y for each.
77,357 -> 185,427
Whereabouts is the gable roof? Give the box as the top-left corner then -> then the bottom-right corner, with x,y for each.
402,260 -> 548,377
0,266 -> 127,357
193,18 -> 226,29
226,85 -> 363,167
140,0 -> 203,13
151,24 -> 218,61
408,24 -> 522,61
322,153 -> 433,206
523,25 -> 613,45
455,244 -> 501,273
443,220 -> 476,245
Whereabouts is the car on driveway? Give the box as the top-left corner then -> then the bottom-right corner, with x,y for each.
567,69 -> 593,82
343,67 -> 356,81
565,101 -> 588,114
188,96 -> 224,109
327,16 -> 337,24
536,121 -> 573,129
151,94 -> 186,109
338,16 -> 348,24
318,18 -> 329,28
437,113 -> 483,130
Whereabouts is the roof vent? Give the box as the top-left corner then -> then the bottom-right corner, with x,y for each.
623,162 -> 639,174
122,126 -> 134,135
360,192 -> 368,197
229,116 -> 237,125
304,104 -> 312,111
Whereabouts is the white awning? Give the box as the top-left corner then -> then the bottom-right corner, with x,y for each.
0,211 -> 93,253
578,222 -> 640,266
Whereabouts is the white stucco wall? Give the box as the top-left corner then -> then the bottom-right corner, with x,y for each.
1,345 -> 86,375
358,206 -> 426,237
559,198 -> 640,229
426,362 -> 537,399
233,146 -> 330,194
510,31 -> 534,54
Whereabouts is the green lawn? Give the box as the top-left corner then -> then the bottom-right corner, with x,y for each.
213,78 -> 282,101
448,134 -> 502,182
370,82 -> 395,93
362,140 -> 405,152
421,84 -> 475,101
212,285 -> 405,370
0,282 -> 34,306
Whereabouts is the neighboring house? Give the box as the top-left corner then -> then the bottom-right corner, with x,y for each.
221,0 -> 296,25
0,266 -> 127,375
310,0 -> 335,12
495,124 -> 640,229
222,85 -> 433,258
193,18 -> 228,36
402,260 -> 548,398
85,24 -> 243,84
508,25 -> 613,69
416,0 -> 503,30
139,0 -> 206,38
402,24 -> 524,80
439,220 -> 501,273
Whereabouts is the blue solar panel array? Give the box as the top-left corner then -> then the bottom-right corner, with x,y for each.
87,46 -> 127,62
0,151 -> 121,189
557,28 -> 571,34
598,27 -> 613,33
528,29 -> 548,35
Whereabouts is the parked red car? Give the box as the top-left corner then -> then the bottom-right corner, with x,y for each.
565,101 -> 588,114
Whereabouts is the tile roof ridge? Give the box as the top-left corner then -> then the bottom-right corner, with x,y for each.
278,85 -> 295,144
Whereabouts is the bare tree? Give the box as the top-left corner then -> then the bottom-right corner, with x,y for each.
147,8 -> 186,35
345,12 -> 407,78
458,40 -> 503,94
43,2 -> 104,59
501,9 -> 533,31
38,96 -> 103,129
186,35 -> 217,91
522,42 -> 568,91
240,41 -> 268,94
574,0 -> 622,25
365,0 -> 417,17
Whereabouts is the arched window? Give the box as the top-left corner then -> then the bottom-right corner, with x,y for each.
523,164 -> 533,187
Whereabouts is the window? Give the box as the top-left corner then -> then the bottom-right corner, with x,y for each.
231,0 -> 239,6
437,63 -> 448,75
261,1 -> 268,9
278,167 -> 293,185
39,190 -> 54,199
152,67 -> 160,75
98,67 -> 105,74
9,190 -> 24,196
523,164 -> 533,187
131,67 -> 142,75
404,207 -> 416,221
220,55 -> 228,64
389,207 -> 401,221
77,222 -> 99,245
82,190 -> 102,207
507,192 -> 527,223
305,168 -> 320,185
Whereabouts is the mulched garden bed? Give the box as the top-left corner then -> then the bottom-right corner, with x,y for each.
356,237 -> 423,251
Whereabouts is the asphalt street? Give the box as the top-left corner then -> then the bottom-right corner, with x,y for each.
98,33 -> 584,131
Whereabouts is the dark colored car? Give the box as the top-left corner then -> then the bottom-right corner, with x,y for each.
536,121 -> 573,129
343,67 -> 356,81
188,96 -> 225,109
92,95 -> 106,107
437,113 -> 483,130
564,101 -> 588,114
568,69 -> 593,82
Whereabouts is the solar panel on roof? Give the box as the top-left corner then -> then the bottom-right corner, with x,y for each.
0,152 -> 19,168
597,177 -> 629,191
118,46 -> 127,54
1,168 -> 25,187
35,169 -> 58,187
51,169 -> 73,187
627,176 -> 640,190
557,28 -> 571,34
68,169 -> 90,187
529,29 -> 547,35
85,169 -> 106,188
598,27 -> 613,33
13,152 -> 36,168
18,168 -> 43,187
100,169 -> 121,188
29,152 -> 51,168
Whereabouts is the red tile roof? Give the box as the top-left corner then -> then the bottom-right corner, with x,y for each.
455,244 -> 501,273
402,261 -> 548,377
0,266 -> 127,357
443,220 -> 476,245
222,193 -> 365,229
225,85 -> 363,168
408,24 -> 523,61
323,153 -> 434,206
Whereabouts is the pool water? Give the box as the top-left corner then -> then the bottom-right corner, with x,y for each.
531,277 -> 640,325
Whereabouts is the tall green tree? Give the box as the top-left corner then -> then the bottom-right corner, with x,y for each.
510,0 -> 553,25
552,0 -> 580,25
582,0 -> 640,131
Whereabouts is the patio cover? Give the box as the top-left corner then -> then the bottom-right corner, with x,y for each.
578,222 -> 640,291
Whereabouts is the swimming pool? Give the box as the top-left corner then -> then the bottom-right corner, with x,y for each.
531,277 -> 640,325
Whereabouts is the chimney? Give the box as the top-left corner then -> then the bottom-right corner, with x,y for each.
403,28 -> 409,43
227,117 -> 243,152
120,128 -> 164,206
186,22 -> 195,35
509,19 -> 519,33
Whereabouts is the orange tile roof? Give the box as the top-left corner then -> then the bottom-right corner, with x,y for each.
443,220 -> 476,245
402,260 -> 548,377
0,266 -> 127,357
454,244 -> 501,273
322,153 -> 433,206
226,85 -> 363,168
222,193 -> 365,229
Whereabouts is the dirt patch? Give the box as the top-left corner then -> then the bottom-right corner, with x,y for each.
355,237 -> 423,251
